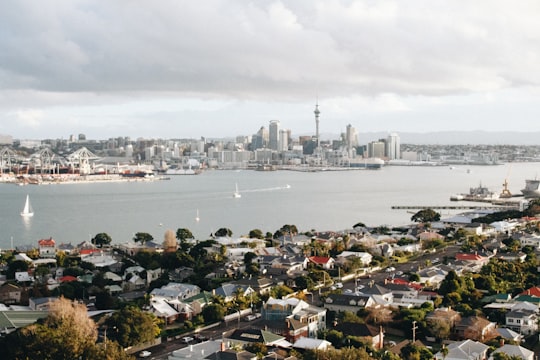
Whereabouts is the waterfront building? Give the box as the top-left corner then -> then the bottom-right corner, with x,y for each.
269,120 -> 280,151
368,140 -> 386,158
386,132 -> 401,160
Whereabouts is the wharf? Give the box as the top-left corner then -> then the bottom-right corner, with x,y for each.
391,205 -> 519,210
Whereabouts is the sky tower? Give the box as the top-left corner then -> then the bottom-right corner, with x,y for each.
314,101 -> 320,148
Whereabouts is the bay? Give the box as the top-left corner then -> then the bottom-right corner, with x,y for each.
1,162 -> 539,250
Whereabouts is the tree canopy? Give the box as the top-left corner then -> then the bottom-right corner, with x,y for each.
92,232 -> 112,247
411,208 -> 441,223
215,227 -> 233,237
133,232 -> 154,245
105,306 -> 161,348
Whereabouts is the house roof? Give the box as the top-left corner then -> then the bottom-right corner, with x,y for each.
334,322 -> 380,337
308,256 -> 332,265
38,238 -> 55,246
519,286 -> 540,297
292,337 -> 331,350
491,345 -> 534,360
455,253 -> 484,261
227,328 -> 285,345
0,311 -> 49,331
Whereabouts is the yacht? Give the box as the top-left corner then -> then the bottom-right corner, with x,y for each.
20,194 -> 34,217
233,183 -> 241,198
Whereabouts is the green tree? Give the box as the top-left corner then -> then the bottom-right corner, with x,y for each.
92,232 -> 112,248
133,232 -> 154,245
105,306 -> 161,348
248,229 -> 264,239
215,227 -> 233,237
202,303 -> 226,322
176,228 -> 194,241
411,208 -> 441,223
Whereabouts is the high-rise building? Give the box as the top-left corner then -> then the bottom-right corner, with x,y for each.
386,133 -> 401,160
269,120 -> 280,150
345,124 -> 358,154
279,129 -> 289,151
368,141 -> 385,158
314,102 -> 320,148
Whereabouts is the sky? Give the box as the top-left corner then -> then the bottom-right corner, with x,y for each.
1,0 -> 540,141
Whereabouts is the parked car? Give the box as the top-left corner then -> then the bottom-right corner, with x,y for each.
139,350 -> 152,358
182,336 -> 194,343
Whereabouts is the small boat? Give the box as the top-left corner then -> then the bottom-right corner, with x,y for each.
233,183 -> 241,198
20,194 -> 34,217
285,184 -> 291,189
195,209 -> 200,222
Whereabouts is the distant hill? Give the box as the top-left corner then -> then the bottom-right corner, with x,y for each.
351,131 -> 540,145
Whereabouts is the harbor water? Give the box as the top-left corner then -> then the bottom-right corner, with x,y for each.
0,162 -> 539,250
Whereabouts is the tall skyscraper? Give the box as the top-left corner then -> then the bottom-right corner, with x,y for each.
386,133 -> 401,160
269,120 -> 280,150
279,129 -> 289,151
314,101 -> 320,148
345,124 -> 358,155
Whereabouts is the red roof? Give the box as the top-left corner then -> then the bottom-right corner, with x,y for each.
308,256 -> 332,265
59,275 -> 77,283
80,249 -> 101,255
390,277 -> 423,290
38,237 -> 55,246
520,286 -> 540,297
455,253 -> 484,261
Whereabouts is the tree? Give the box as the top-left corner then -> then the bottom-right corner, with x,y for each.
202,303 -> 225,322
1,297 -> 100,360
176,228 -> 194,241
133,232 -> 153,245
92,232 -> 112,248
215,227 -> 232,237
105,306 -> 161,348
248,229 -> 264,239
411,208 -> 441,223
163,229 -> 177,252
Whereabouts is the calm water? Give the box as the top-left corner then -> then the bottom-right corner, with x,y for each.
1,162 -> 539,249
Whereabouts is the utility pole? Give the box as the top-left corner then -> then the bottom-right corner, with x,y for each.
412,320 -> 418,343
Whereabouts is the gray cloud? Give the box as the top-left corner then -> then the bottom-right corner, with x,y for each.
1,0 -> 540,138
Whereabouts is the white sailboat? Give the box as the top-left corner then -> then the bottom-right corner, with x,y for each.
195,209 -> 200,222
233,183 -> 241,198
20,194 -> 34,217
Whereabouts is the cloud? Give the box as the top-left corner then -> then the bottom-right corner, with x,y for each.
1,1 -> 540,138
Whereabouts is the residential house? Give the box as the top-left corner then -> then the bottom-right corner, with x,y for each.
335,251 -> 373,267
517,233 -> 540,250
324,293 -> 371,313
29,296 -> 57,311
306,256 -> 335,270
0,283 -> 22,305
213,283 -> 255,303
168,340 -> 224,360
334,323 -> 384,350
505,309 -> 538,335
292,337 -> 332,351
262,297 -> 326,342
426,307 -> 462,331
455,316 -> 497,342
455,253 -> 490,267
489,344 -> 534,360
498,252 -> 527,263
224,328 -> 289,349
206,349 -> 258,360
38,237 -> 56,258
434,339 -> 489,360
151,282 -> 201,301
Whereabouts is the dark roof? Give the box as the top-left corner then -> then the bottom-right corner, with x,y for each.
334,322 -> 380,337
205,349 -> 256,360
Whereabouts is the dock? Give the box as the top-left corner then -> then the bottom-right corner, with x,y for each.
391,205 -> 519,210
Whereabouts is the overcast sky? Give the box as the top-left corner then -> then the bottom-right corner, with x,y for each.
1,0 -> 540,140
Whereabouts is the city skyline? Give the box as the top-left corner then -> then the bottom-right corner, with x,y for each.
2,1 -> 540,140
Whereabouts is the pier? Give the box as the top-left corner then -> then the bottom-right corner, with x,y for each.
391,205 -> 519,210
